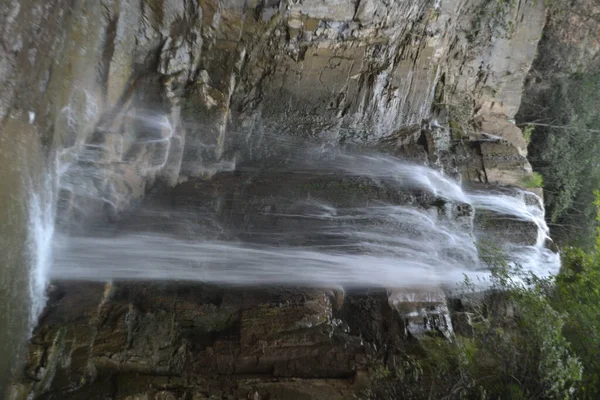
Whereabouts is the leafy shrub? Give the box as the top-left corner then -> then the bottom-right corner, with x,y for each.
550,192 -> 600,398
522,124 -> 534,145
365,254 -> 582,399
521,172 -> 544,188
364,195 -> 600,399
551,248 -> 600,397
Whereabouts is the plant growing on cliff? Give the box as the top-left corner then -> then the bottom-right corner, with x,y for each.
521,172 -> 544,188
365,252 -> 582,399
454,255 -> 582,399
522,124 -> 535,145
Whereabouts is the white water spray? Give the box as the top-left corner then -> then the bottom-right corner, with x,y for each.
470,190 -> 560,277
50,200 -> 483,287
47,149 -> 560,287
24,93 -> 560,324
23,153 -> 57,333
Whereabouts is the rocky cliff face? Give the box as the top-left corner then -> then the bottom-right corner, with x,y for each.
10,283 -> 400,399
2,0 -> 551,398
1,0 -> 545,220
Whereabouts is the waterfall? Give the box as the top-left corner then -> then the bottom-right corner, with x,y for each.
46,142 -> 560,288
21,96 -> 561,333
26,165 -> 56,330
50,200 -> 483,288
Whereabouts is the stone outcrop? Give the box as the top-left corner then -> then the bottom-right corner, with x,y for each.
8,282 -> 413,399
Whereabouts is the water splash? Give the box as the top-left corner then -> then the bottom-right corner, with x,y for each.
51,234 -> 480,288
48,149 -> 560,287
470,189 -> 560,277
24,152 -> 58,334
31,91 -> 560,298
51,200 -> 483,287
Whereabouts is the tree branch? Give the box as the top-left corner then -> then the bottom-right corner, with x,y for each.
517,122 -> 600,133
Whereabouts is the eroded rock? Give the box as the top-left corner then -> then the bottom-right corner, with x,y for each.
2,0 -> 555,397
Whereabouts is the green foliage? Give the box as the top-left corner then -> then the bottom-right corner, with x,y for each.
521,172 -> 544,188
518,72 -> 600,248
366,253 -> 582,399
522,124 -> 534,145
549,196 -> 600,397
362,357 -> 426,399
512,276 -> 582,398
470,258 -> 581,399
365,196 -> 600,399
371,366 -> 392,381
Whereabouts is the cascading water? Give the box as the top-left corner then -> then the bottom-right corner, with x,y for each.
50,201 -> 483,287
46,135 -> 560,288
0,120 -> 57,389
26,166 -> 57,329
21,95 -> 561,354
0,0 -> 563,393
469,190 -> 560,277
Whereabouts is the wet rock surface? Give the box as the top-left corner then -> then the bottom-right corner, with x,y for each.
9,168 -> 543,398
1,0 -> 556,397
